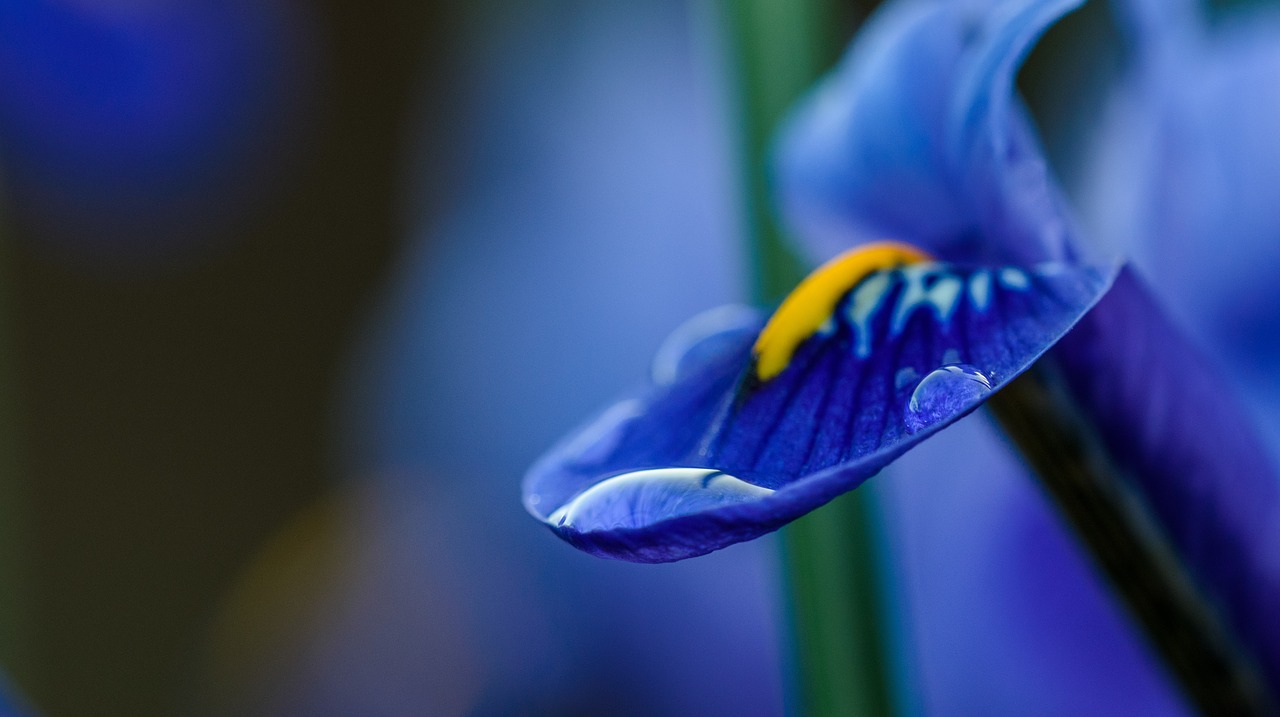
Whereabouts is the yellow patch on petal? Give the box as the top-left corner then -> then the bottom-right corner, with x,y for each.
752,241 -> 932,381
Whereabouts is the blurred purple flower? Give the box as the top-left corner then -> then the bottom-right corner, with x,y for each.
0,0 -> 315,267
1083,0 -> 1280,442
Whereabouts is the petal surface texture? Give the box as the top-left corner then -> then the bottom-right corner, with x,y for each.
1054,267 -> 1280,690
1075,2 -> 1280,690
524,251 -> 1114,562
773,0 -> 1082,265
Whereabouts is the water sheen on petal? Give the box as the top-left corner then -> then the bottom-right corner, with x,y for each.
549,468 -> 775,532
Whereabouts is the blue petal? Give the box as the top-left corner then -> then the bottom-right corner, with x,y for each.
773,0 -> 1081,264
1052,266 -> 1280,689
1071,9 -> 1280,693
1107,0 -> 1200,59
1083,8 -> 1280,391
524,260 -> 1115,562
881,418 -> 1190,716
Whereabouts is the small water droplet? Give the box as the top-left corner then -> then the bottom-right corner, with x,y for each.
904,364 -> 992,434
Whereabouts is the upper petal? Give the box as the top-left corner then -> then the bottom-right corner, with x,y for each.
524,256 -> 1114,562
773,0 -> 1082,265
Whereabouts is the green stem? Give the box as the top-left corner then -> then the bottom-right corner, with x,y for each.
779,492 -> 897,717
718,0 -> 835,302
717,2 -> 897,715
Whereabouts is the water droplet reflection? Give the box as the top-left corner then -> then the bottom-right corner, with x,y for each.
548,468 -> 774,531
904,364 -> 992,434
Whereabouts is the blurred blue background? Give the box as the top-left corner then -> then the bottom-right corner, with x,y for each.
0,0 -> 1278,715
0,0 -> 786,714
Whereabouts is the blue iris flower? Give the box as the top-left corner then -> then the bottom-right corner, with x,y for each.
524,0 -> 1280,706
524,0 -> 1114,559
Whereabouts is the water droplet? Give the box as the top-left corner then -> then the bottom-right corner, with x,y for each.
904,364 -> 992,434
547,468 -> 773,531
559,399 -> 644,465
651,305 -> 761,385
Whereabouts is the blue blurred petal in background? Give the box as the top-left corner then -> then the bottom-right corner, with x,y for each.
218,2 -> 786,715
1082,0 -> 1280,449
0,0 -> 315,267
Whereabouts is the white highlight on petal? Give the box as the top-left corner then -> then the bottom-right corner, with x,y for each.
891,265 -> 964,335
828,263 -> 1037,363
969,269 -> 992,310
998,267 -> 1030,289
845,271 -> 893,358
816,315 -> 837,337
548,467 -> 774,531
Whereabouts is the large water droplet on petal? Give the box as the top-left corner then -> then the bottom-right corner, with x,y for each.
558,399 -> 644,465
904,364 -> 992,434
547,468 -> 774,532
651,305 -> 762,386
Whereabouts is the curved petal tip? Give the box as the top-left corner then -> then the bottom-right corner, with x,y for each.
773,0 -> 1084,265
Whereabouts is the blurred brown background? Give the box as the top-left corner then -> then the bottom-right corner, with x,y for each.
3,3 -> 459,714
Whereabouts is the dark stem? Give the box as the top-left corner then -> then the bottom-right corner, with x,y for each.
988,363 -> 1276,716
